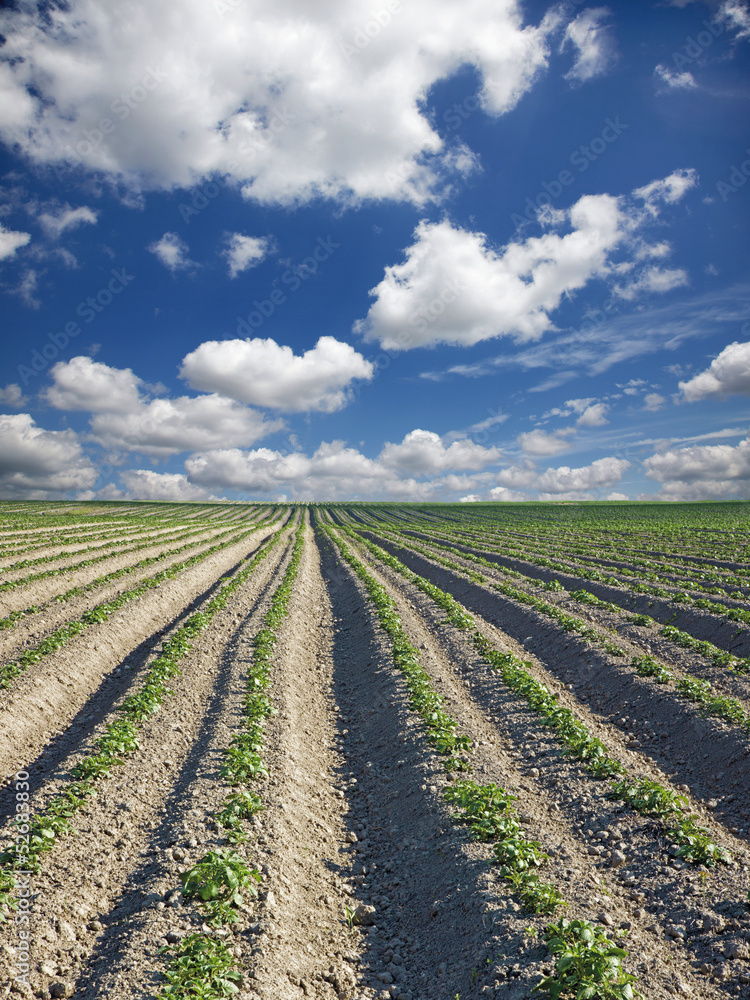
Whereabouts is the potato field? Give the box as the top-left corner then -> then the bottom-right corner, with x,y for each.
0,499 -> 749,1000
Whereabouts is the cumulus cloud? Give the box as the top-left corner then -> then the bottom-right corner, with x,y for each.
45,356 -> 143,413
493,455 -> 629,497
183,437 -> 498,501
0,0 -> 557,206
356,171 -> 699,352
0,413 -> 97,497
224,234 -> 271,278
45,356 -> 283,457
179,336 -> 374,413
517,428 -> 573,456
644,435 -> 750,499
0,222 -> 30,260
678,341 -> 750,401
355,197 -> 623,350
654,64 -> 696,89
576,402 -> 609,426
0,384 -> 29,408
379,429 -> 501,474
148,232 -> 196,272
38,203 -> 97,240
116,470 -> 218,501
643,392 -> 666,411
561,8 -> 617,83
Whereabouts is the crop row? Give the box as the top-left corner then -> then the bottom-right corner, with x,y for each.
358,526 -> 750,739
0,523 -> 290,929
339,526 -> 736,870
322,522 -> 643,1000
0,511 -> 282,689
160,524 -> 304,998
385,517 -> 750,622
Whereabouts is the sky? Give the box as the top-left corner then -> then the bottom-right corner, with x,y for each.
0,0 -> 749,503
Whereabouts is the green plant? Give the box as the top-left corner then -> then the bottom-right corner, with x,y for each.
608,778 -> 687,820
534,917 -> 639,1000
179,848 -> 261,926
159,933 -> 242,998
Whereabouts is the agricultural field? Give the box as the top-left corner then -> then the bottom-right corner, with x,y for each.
1,499 -> 749,1000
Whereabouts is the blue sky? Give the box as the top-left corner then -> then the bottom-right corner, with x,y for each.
0,0 -> 748,502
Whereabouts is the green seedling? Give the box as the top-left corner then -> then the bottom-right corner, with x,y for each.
179,849 -> 261,926
159,932 -> 242,998
534,917 -> 639,1000
608,778 -> 687,820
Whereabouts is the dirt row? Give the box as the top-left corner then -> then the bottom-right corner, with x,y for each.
0,515 -> 287,783
0,521 -> 263,666
363,529 -> 750,709
2,519 -> 748,1000
385,529 -> 750,660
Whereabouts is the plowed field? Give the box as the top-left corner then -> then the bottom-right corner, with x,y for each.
1,500 -> 748,1000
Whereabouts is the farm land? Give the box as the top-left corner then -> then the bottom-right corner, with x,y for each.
0,499 -> 749,1000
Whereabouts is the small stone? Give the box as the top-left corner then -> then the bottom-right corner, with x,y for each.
346,831 -> 358,843
529,768 -> 540,778
610,851 -> 627,868
725,939 -> 749,960
353,904 -> 376,926
703,912 -> 725,933
377,971 -> 394,984
49,985 -> 71,999
599,913 -> 614,927
172,847 -> 186,861
667,924 -> 686,939
166,930 -> 182,944
430,900 -> 441,918
87,920 -> 103,932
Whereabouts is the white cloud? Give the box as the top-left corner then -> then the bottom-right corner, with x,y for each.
0,221 -> 30,260
494,455 -> 629,496
644,436 -> 750,499
116,470 -> 218,501
45,355 -> 283,457
0,0 -> 558,207
148,232 -> 196,272
576,402 -> 609,426
679,341 -> 750,401
0,383 -> 29,408
517,428 -> 573,456
45,356 -> 144,413
379,429 -> 501,474
633,168 -> 698,209
719,0 -> 750,39
224,234 -> 271,278
356,172 -> 700,352
355,197 -> 623,350
613,265 -> 689,301
561,7 -> 617,83
38,203 -> 97,239
183,436 -> 497,501
16,269 -> 40,309
654,64 -> 697,89
643,392 -> 666,411
179,336 -> 373,413
0,413 -> 97,497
